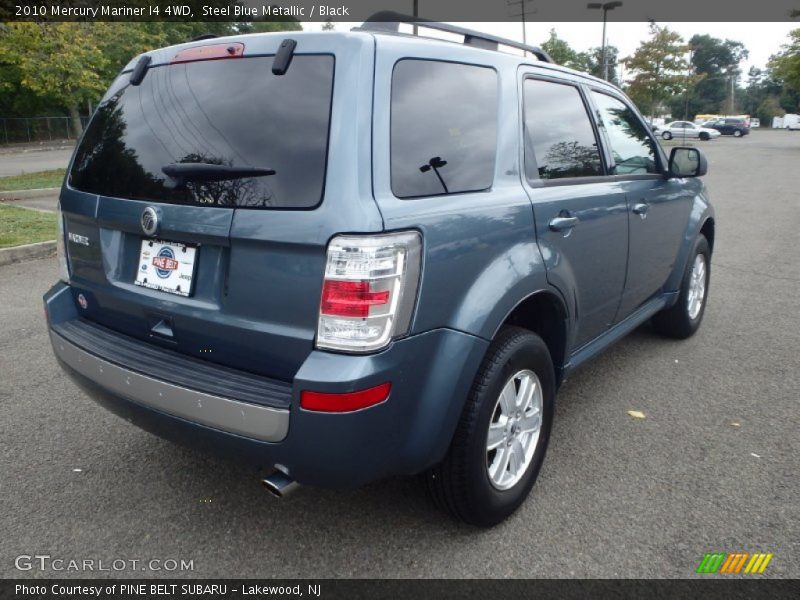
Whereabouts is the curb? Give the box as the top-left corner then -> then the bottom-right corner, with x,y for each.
0,240 -> 56,267
0,188 -> 59,201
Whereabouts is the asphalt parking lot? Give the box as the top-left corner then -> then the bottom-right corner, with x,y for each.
0,144 -> 74,177
1,130 -> 798,579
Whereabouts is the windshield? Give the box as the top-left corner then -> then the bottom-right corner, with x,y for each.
69,55 -> 334,209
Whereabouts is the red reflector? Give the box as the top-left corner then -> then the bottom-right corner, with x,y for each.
300,383 -> 392,413
171,42 -> 244,64
321,280 -> 390,318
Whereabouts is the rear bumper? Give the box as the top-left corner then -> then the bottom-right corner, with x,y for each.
51,329 -> 290,442
45,283 -> 489,488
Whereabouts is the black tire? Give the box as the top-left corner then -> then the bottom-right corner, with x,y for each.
733,129 -> 743,137
652,235 -> 711,339
662,131 -> 673,140
426,326 -> 555,527
699,132 -> 710,141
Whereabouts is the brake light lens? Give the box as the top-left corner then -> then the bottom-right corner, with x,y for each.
321,281 -> 390,317
316,232 -> 422,353
300,383 -> 392,412
171,42 -> 244,64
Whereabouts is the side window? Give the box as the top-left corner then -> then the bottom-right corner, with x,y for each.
391,60 -> 498,198
591,91 -> 659,175
523,79 -> 603,181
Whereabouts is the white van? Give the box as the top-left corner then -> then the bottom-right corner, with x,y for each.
783,114 -> 800,130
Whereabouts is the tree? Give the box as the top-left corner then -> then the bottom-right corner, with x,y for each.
540,30 -> 586,71
0,18 -> 302,131
623,23 -> 690,117
680,34 -> 748,117
581,46 -> 620,84
0,23 -> 111,136
322,19 -> 335,31
756,96 -> 785,126
768,29 -> 800,108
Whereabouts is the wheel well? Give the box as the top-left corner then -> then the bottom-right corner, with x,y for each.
502,292 -> 568,386
700,218 -> 715,253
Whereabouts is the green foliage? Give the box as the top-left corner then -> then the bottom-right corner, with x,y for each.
583,46 -> 620,84
0,23 -> 111,121
0,204 -> 57,248
769,29 -> 800,107
540,30 -> 618,83
623,23 -> 690,117
737,66 -> 786,124
541,29 -> 584,69
757,96 -> 786,125
0,169 -> 66,192
681,34 -> 748,116
0,18 -> 301,124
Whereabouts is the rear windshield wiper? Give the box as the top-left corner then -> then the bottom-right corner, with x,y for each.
162,163 -> 276,187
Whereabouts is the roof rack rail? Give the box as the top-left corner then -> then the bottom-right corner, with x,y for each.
355,11 -> 554,63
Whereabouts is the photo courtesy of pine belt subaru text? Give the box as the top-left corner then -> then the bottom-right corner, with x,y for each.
45,13 -> 715,526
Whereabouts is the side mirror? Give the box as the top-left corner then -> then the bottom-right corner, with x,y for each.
668,147 -> 707,178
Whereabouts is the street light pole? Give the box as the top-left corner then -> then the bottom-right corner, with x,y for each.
601,9 -> 608,80
587,2 -> 623,81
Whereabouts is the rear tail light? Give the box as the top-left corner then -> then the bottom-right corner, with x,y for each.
56,204 -> 70,283
316,231 -> 422,353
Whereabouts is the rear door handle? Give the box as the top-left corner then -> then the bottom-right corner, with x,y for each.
549,216 -> 579,232
632,202 -> 649,216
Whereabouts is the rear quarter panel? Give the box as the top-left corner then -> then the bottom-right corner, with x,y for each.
370,38 -> 556,342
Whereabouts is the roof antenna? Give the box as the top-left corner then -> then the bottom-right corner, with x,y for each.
130,55 -> 152,86
272,39 -> 297,75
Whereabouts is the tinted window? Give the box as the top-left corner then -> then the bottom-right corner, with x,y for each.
591,91 -> 659,175
523,79 -> 603,180
391,60 -> 498,198
70,56 -> 334,209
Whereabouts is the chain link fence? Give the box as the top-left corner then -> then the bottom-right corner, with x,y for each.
1,116 -> 91,145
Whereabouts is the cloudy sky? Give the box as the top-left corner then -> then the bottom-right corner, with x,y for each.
303,22 -> 798,74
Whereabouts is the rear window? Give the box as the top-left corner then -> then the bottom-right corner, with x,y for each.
391,60 -> 498,198
69,55 -> 334,209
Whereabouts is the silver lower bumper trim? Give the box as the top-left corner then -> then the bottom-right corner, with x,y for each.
51,330 -> 289,442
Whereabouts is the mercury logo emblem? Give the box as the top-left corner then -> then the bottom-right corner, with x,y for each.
141,207 -> 159,236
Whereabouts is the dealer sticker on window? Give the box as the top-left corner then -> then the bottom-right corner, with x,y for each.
134,239 -> 197,297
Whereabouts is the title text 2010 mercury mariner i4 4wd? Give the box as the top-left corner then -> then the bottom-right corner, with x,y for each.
46,15 -> 714,526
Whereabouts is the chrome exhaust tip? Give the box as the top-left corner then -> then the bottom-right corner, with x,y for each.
261,469 -> 298,498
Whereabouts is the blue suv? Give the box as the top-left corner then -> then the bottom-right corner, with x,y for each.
45,16 -> 714,526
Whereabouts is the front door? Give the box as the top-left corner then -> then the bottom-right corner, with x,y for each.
587,89 -> 694,318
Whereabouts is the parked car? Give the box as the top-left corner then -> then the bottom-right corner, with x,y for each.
45,16 -> 715,526
660,121 -> 721,141
702,117 -> 750,137
749,118 -> 760,128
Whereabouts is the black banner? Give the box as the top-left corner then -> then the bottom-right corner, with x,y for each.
3,580 -> 800,600
2,0 -> 800,22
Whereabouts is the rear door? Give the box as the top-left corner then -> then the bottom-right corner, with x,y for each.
520,74 -> 628,350
61,34 -> 379,383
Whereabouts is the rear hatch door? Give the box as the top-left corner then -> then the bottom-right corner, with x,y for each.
60,34 -> 379,385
